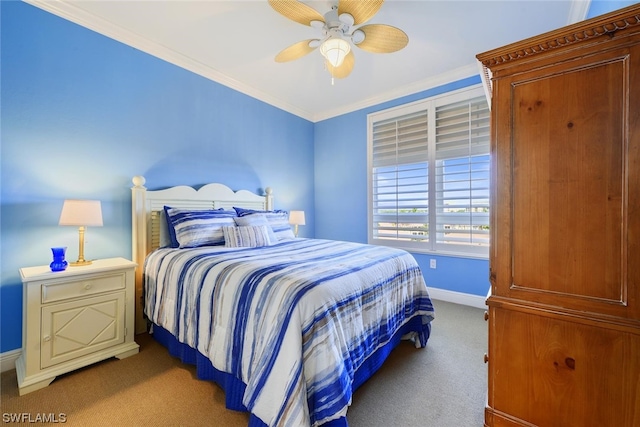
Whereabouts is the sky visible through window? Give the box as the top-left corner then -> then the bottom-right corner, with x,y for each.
374,155 -> 489,212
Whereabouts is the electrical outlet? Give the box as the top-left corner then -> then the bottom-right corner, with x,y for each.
430,259 -> 436,269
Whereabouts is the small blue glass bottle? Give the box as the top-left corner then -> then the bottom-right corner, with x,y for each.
50,247 -> 68,272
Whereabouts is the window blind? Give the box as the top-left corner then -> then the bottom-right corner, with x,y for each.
434,97 -> 490,252
371,110 -> 429,243
368,86 -> 490,257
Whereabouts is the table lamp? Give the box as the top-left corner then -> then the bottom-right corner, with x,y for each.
289,210 -> 305,237
59,199 -> 103,266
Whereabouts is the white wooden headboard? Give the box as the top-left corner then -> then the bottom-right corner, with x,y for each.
130,175 -> 273,333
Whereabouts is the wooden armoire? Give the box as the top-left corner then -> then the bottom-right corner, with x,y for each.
477,5 -> 640,427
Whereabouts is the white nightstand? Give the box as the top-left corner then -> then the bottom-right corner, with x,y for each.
16,257 -> 139,395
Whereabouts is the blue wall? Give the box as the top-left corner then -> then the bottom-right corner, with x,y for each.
0,1 -> 314,352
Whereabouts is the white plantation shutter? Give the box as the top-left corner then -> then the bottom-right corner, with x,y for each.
434,96 -> 490,253
368,86 -> 490,257
372,110 -> 429,167
371,110 -> 429,244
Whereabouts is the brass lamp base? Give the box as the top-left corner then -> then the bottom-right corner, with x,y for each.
71,226 -> 93,266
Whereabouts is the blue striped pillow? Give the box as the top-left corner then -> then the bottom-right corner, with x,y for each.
233,207 -> 295,241
166,208 -> 237,248
233,214 -> 277,244
223,225 -> 272,248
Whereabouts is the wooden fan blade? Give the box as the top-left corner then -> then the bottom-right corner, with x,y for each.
338,0 -> 384,25
326,50 -> 355,79
356,24 -> 408,53
275,39 -> 319,62
268,0 -> 325,26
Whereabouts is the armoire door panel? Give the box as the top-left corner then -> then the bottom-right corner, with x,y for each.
511,57 -> 626,303
490,307 -> 640,427
490,43 -> 640,320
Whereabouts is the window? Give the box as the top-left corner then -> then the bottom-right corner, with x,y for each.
367,86 -> 490,257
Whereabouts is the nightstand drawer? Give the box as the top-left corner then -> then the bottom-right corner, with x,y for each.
41,272 -> 126,304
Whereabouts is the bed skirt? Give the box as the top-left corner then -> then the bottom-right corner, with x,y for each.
151,317 -> 430,427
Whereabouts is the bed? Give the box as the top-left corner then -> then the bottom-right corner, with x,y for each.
131,176 -> 435,427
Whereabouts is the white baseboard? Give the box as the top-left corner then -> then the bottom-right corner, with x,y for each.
1,349 -> 21,373
427,287 -> 488,310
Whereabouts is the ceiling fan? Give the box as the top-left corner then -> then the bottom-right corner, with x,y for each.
268,0 -> 409,81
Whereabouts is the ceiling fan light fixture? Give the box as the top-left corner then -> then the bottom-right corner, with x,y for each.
319,37 -> 351,67
269,0 -> 408,80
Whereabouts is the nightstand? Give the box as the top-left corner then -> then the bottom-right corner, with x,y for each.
16,257 -> 139,395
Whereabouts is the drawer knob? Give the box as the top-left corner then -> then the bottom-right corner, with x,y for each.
484,311 -> 489,321
83,283 -> 92,290
484,353 -> 489,363
43,335 -> 51,342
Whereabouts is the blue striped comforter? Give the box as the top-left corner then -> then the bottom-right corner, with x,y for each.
144,239 -> 434,426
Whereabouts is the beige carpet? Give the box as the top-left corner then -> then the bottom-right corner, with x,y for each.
1,300 -> 487,426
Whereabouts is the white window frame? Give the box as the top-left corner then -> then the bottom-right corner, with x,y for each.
367,85 -> 490,259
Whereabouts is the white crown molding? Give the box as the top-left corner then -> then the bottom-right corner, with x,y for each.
312,63 -> 480,122
567,0 -> 591,25
24,0 -> 483,124
24,0 -> 316,121
22,0 -> 593,124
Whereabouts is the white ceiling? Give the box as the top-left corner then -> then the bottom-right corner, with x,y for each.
26,0 -> 589,122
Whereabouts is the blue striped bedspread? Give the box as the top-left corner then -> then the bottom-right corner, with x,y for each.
144,238 -> 435,426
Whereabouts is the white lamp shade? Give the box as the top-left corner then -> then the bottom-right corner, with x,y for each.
320,38 -> 351,67
289,210 -> 306,226
59,200 -> 103,226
